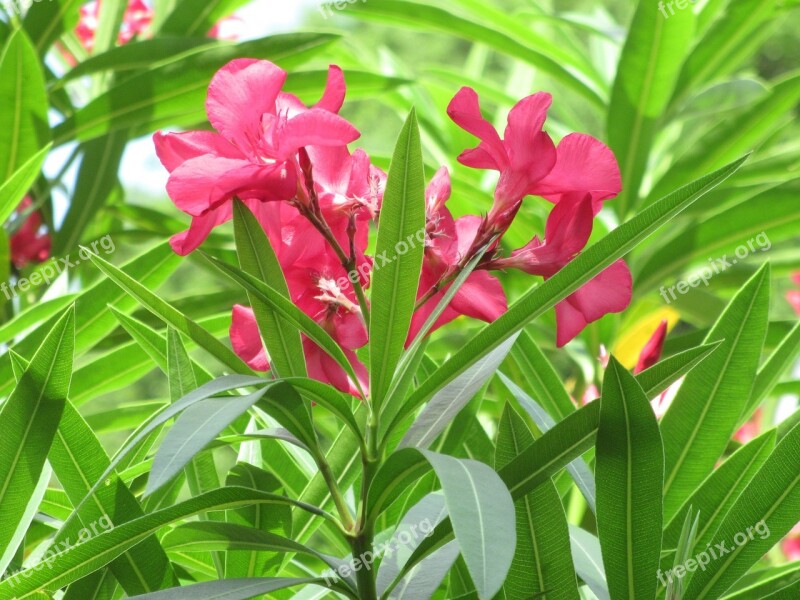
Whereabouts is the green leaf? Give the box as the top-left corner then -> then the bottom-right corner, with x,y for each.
398,334 -> 517,449
747,321 -> 800,417
53,133 -> 128,255
494,403 -> 580,600
92,0 -> 127,57
233,199 -> 305,378
0,244 -> 179,399
161,521 -> 349,582
508,329 -> 576,421
85,248 -> 253,375
596,357 -> 664,600
568,526 -> 609,600
23,0 -> 82,55
50,33 -> 364,144
661,264 -> 770,520
125,578 -> 328,599
389,340 -> 716,587
158,0 -> 250,36
348,0 -> 604,107
368,449 -> 516,599
684,421 -> 800,599
393,157 -> 747,438
55,37 -> 218,84
636,183 -> 798,294
111,308 -> 213,385
0,28 -> 50,181
671,0 -> 779,106
380,250 -> 487,437
498,372 -> 596,514
649,74 -> 800,204
0,142 -> 51,227
370,108 -> 426,410
0,487 -> 333,598
200,252 -> 363,396
0,307 -> 74,573
607,0 -> 695,214
49,399 -> 179,594
146,390 -> 265,495
662,430 -> 775,570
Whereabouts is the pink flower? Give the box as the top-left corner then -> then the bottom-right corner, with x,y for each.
76,0 -> 153,51
782,523 -> 800,561
10,198 -> 51,269
230,202 -> 368,396
447,87 -> 620,228
734,408 -> 762,445
635,320 -> 675,417
787,272 -> 800,316
208,16 -> 244,41
491,193 -> 631,346
579,321 -> 677,417
408,167 -> 507,344
154,60 -> 359,255
634,320 -> 668,374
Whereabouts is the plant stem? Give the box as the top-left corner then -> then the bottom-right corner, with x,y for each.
302,207 -> 372,331
316,451 -> 356,532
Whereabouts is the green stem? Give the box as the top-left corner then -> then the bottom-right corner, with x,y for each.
316,451 -> 356,533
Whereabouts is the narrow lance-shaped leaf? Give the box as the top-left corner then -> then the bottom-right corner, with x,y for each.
596,356 -> 664,600
661,430 -> 775,575
685,421 -> 800,598
0,28 -> 50,181
385,341 -> 721,583
499,372 -> 596,514
233,199 -> 306,378
367,449 -> 516,600
85,248 -> 253,375
495,403 -> 580,600
0,143 -> 51,226
398,333 -> 518,449
0,307 -> 74,574
0,487 -> 335,598
607,0 -> 695,215
391,156 -> 747,440
661,264 -> 770,520
370,108 -> 426,410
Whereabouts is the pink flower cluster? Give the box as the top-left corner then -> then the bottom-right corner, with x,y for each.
76,0 -> 153,52
10,197 -> 51,270
73,0 -> 242,54
154,60 -> 632,394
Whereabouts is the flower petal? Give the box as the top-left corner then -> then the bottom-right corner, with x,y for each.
634,320 -> 668,374
206,59 -> 286,157
447,87 -> 508,169
314,65 -> 346,113
153,130 -> 243,172
169,205 -> 231,256
555,260 -> 632,347
230,305 -> 270,371
278,109 -> 360,156
451,271 -> 507,322
533,133 -> 622,211
167,155 -> 294,216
